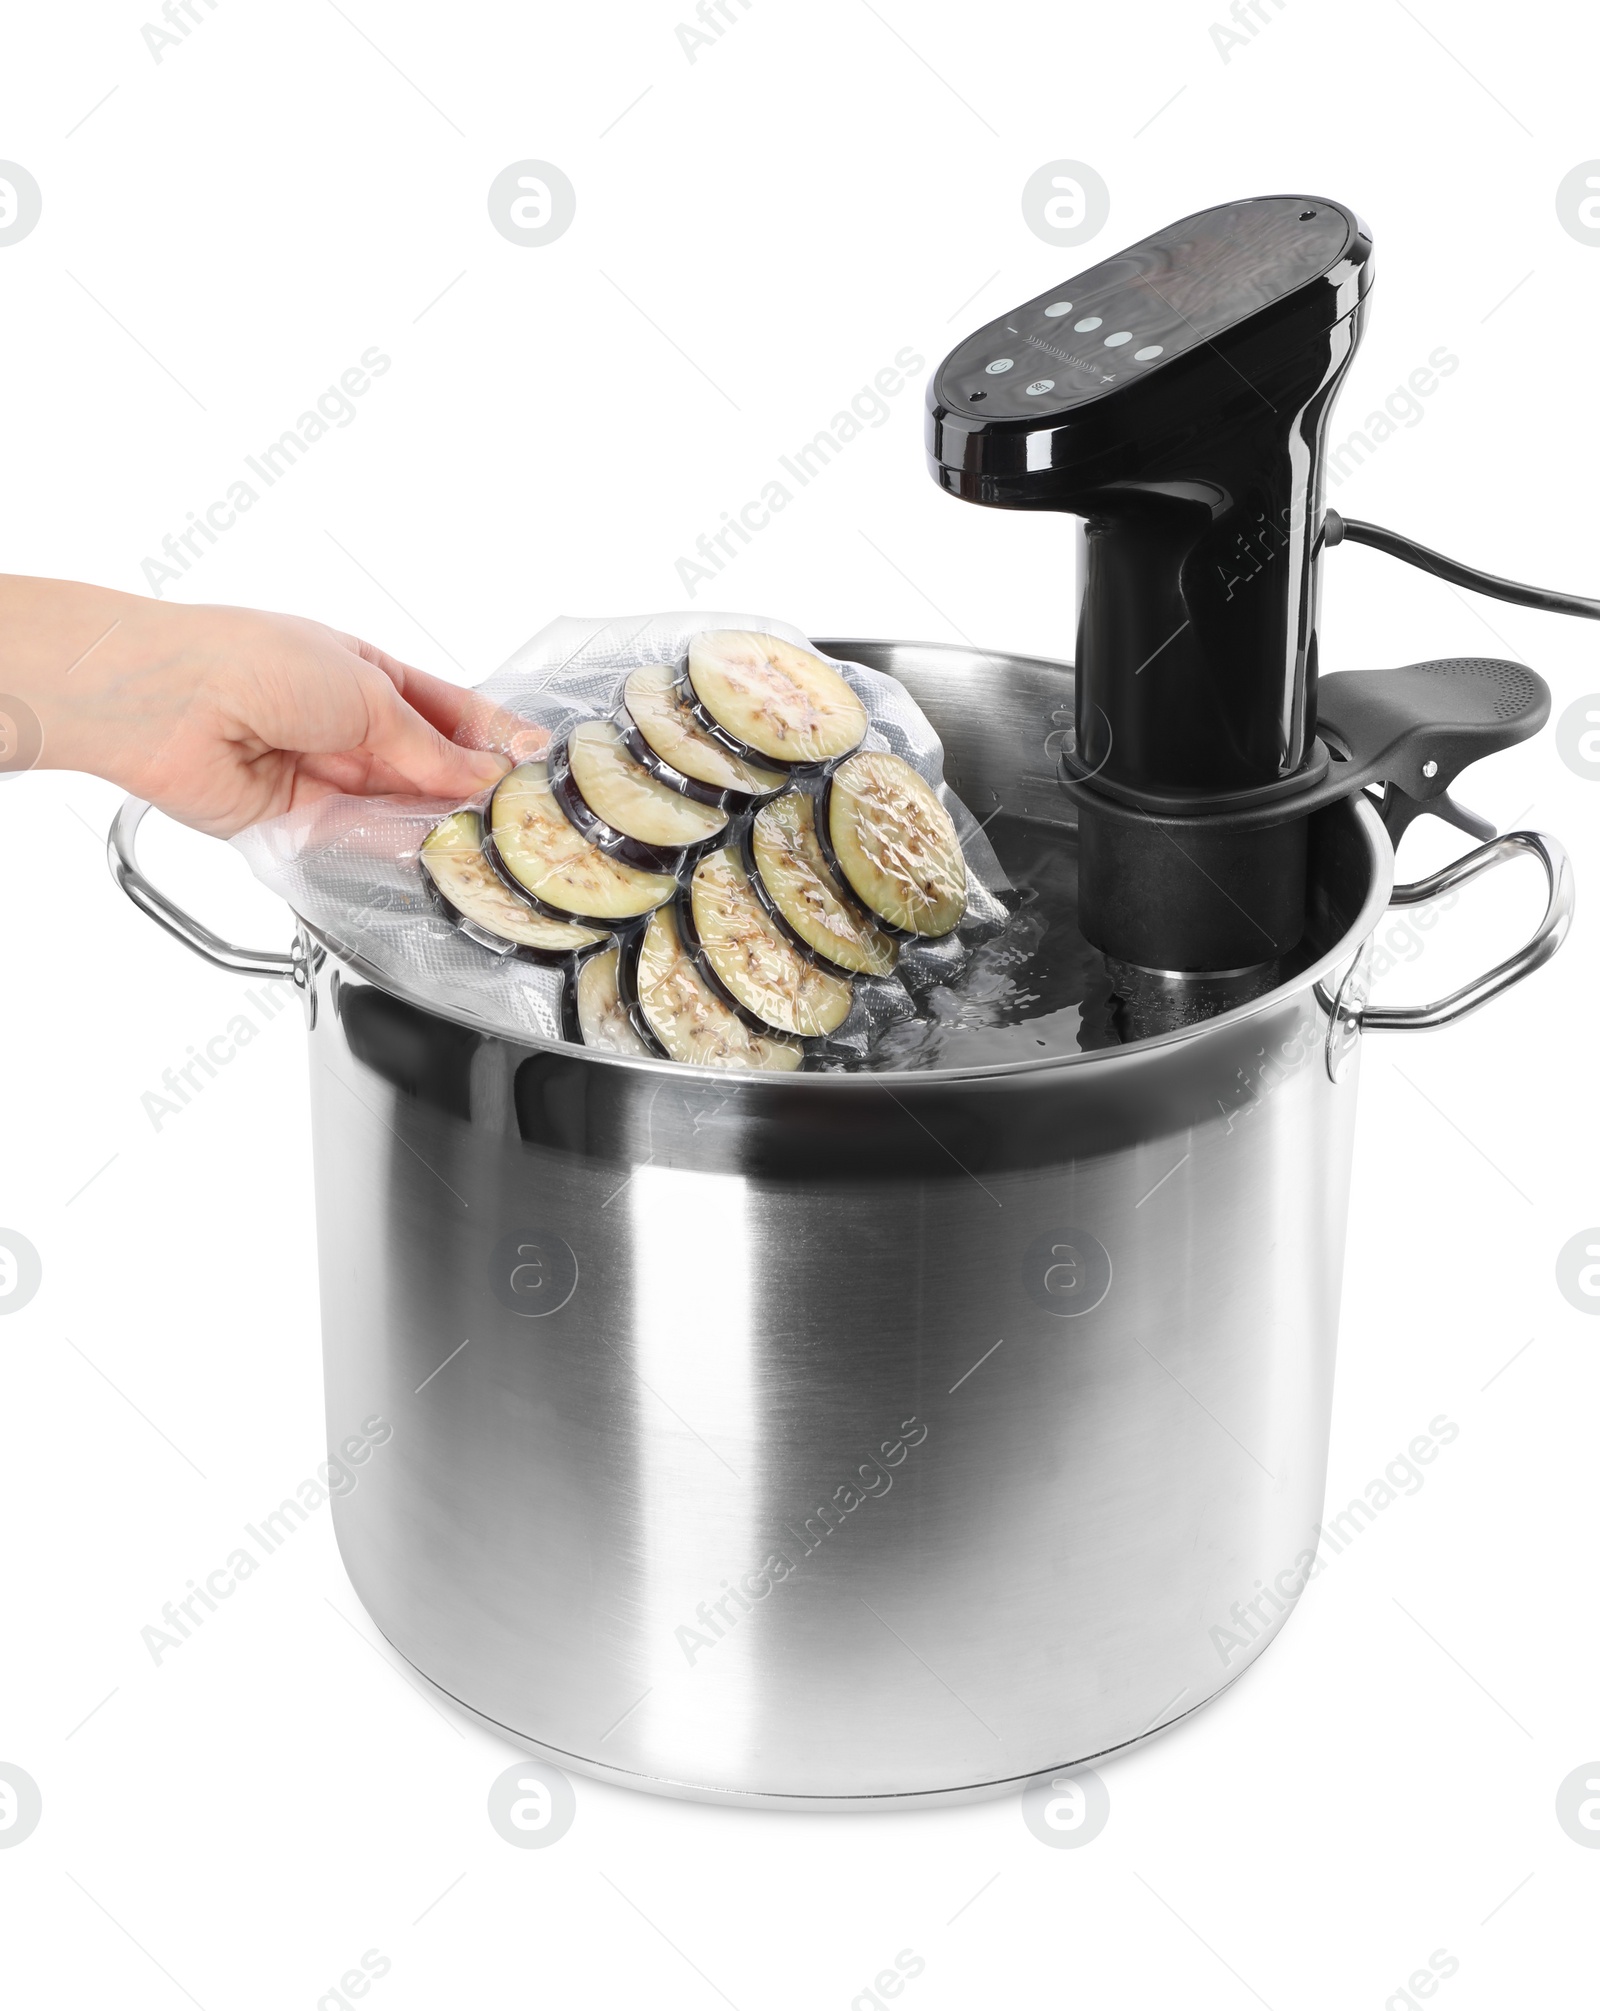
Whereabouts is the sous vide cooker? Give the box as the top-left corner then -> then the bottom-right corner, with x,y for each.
927,194 -> 1556,975
110,195 -> 1575,1806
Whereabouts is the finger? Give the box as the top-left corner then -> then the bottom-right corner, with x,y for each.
334,630 -> 425,686
336,636 -> 527,756
359,676 -> 509,799
384,659 -> 503,743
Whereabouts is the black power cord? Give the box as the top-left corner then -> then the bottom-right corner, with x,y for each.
1324,509 -> 1600,622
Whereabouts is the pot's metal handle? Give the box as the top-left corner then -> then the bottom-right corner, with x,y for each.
108,796 -> 299,980
1363,829 -> 1573,1032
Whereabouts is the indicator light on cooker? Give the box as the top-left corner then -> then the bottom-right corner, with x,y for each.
1103,331 -> 1132,347
1044,302 -> 1072,317
985,358 -> 1014,374
1074,316 -> 1102,331
1134,344 -> 1163,360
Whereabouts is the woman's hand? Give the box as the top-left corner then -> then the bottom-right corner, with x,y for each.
1,576 -> 513,837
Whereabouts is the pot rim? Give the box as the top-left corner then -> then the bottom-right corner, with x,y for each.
302,793 -> 1393,1089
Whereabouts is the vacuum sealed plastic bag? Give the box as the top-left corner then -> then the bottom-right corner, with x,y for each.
234,611 -> 1018,1069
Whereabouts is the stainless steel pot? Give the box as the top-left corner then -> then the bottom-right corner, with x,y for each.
109,641 -> 1572,1808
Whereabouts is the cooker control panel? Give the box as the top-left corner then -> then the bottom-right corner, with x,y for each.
934,196 -> 1365,420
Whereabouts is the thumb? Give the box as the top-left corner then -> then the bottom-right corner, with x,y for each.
363,676 -> 510,799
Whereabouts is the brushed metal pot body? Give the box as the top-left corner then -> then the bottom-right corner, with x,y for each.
109,642 -> 1571,1808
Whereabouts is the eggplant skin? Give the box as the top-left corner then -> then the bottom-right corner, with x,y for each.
615,705 -> 727,809
559,718 -> 727,856
489,760 -> 677,923
421,810 -> 605,957
634,905 -> 804,1071
547,732 -> 701,875
747,790 -> 898,978
685,631 -> 868,767
621,665 -> 787,801
613,929 -> 668,1056
687,849 -> 853,1038
825,751 -> 968,938
574,945 -> 652,1055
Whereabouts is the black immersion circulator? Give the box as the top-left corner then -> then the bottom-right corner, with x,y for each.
926,195 -> 1374,971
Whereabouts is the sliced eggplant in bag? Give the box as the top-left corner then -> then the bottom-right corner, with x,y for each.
746,789 -> 898,978
686,849 -> 853,1038
574,945 -> 653,1056
686,631 -> 868,768
553,718 -> 727,868
421,810 -> 605,958
824,750 -> 967,939
619,664 -> 787,804
632,905 -> 804,1071
489,761 -> 676,924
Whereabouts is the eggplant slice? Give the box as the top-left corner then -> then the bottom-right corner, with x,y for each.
489,761 -> 677,924
421,810 -> 605,957
633,905 -> 804,1071
747,790 -> 898,978
574,945 -> 653,1056
687,849 -> 853,1038
557,718 -> 727,864
686,631 -> 868,768
620,664 -> 787,803
825,751 -> 967,939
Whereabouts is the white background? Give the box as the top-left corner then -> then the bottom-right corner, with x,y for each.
2,0 -> 1598,2004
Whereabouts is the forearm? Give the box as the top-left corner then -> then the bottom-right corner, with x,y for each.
0,574 -> 191,787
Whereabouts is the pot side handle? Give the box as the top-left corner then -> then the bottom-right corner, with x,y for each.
1362,829 -> 1574,1033
108,796 -> 300,981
